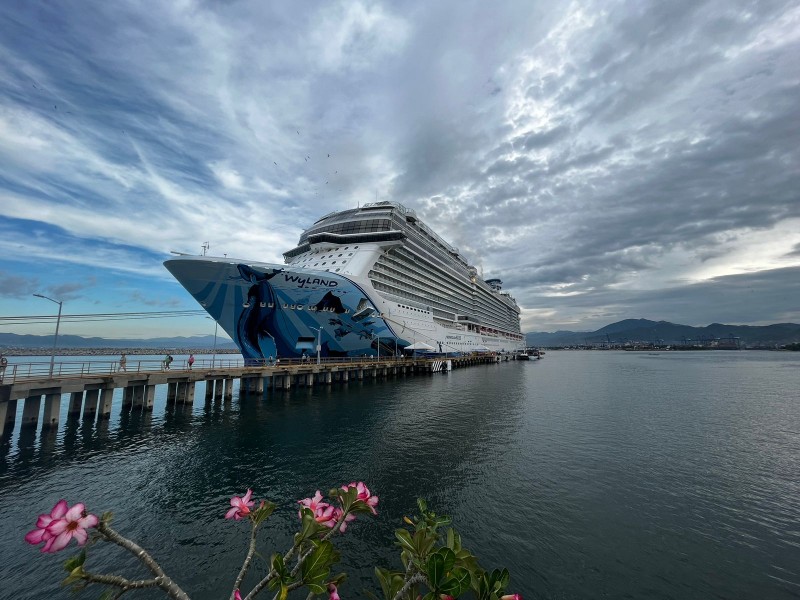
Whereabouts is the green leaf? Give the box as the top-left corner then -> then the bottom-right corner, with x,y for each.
301,540 -> 337,591
338,486 -> 358,514
439,567 -> 471,597
63,550 -> 86,572
413,529 -> 437,558
426,548 -> 456,588
279,583 -> 289,600
417,498 -> 428,513
394,529 -> 416,554
251,501 -> 277,526
427,552 -> 445,587
375,567 -> 407,600
306,582 -> 327,595
297,508 -> 328,542
269,552 -> 290,587
61,565 -> 85,587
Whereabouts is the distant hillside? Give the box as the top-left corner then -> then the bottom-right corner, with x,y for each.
0,332 -> 238,350
526,319 -> 800,347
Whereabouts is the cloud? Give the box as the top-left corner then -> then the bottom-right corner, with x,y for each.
0,272 -> 40,299
0,0 -> 798,337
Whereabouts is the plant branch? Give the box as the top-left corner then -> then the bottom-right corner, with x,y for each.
391,572 -> 427,600
96,521 -> 190,600
81,571 -> 160,592
244,512 -> 347,600
232,522 -> 260,599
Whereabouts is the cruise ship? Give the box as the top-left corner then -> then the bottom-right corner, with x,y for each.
164,202 -> 525,360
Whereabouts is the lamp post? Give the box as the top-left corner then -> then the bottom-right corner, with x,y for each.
207,317 -> 218,368
33,293 -> 63,377
373,333 -> 380,362
310,326 -> 322,365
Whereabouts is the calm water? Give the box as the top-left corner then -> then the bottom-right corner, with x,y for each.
1,351 -> 799,599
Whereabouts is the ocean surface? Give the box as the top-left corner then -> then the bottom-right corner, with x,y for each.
1,350 -> 799,599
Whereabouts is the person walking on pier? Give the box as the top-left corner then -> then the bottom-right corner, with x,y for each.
119,353 -> 127,372
188,354 -> 195,369
163,354 -> 173,370
0,353 -> 7,382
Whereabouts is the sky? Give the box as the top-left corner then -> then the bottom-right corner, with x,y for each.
1,0 -> 798,339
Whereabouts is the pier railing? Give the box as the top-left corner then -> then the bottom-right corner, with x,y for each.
0,355 -> 440,384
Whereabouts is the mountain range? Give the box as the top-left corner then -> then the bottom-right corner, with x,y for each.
2,319 -> 798,351
526,319 -> 800,347
0,332 -> 238,350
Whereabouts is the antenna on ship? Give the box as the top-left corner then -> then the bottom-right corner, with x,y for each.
201,242 -> 210,256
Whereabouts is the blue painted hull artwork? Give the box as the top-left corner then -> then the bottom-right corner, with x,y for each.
164,257 -> 407,361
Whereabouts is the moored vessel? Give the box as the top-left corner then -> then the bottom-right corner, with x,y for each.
165,202 -> 525,361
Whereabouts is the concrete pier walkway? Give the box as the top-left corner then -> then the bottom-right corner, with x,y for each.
0,355 -> 498,440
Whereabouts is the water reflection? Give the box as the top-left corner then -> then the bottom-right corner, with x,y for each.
2,354 -> 800,600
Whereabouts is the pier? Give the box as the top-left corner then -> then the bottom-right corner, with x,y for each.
0,355 -> 497,440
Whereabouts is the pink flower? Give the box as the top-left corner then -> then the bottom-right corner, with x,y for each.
225,489 -> 255,521
25,499 -> 69,549
234,590 -> 242,600
500,595 -> 523,600
328,583 -> 341,600
341,482 -> 379,514
298,491 -> 339,528
298,490 -> 327,514
42,502 -> 99,553
335,508 -> 357,533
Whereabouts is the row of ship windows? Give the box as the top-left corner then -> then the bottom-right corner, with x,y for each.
372,269 -> 516,328
396,303 -> 430,314
374,278 -> 518,331
302,266 -> 342,272
301,220 -> 391,241
382,254 -> 519,322
243,302 -> 349,313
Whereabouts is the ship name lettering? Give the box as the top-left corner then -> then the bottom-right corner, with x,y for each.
446,335 -> 461,340
284,274 -> 339,288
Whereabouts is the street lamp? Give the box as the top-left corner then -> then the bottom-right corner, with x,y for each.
206,317 -> 218,368
310,326 -> 322,365
373,333 -> 380,362
33,293 -> 63,377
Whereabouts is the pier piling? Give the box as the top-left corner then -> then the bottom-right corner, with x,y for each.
42,393 -> 61,429
22,395 -> 41,428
